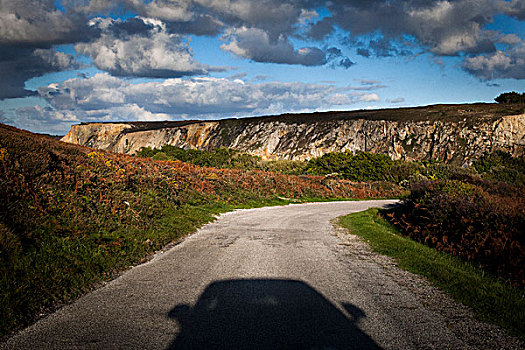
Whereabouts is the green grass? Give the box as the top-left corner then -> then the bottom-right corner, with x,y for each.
338,208 -> 525,340
1,195 -> 355,339
1,197 -> 278,336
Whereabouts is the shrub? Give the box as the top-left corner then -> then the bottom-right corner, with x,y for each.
385,178 -> 525,287
136,145 -> 264,170
473,151 -> 525,186
265,159 -> 307,175
495,91 -> 525,104
305,151 -> 396,182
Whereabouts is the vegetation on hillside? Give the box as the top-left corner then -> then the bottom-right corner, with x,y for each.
304,151 -> 395,181
137,145 -> 525,288
385,174 -> 524,288
137,146 -> 474,185
2,122 -> 524,339
340,209 -> 525,339
0,123 -> 403,338
473,150 -> 525,186
495,91 -> 525,104
136,145 -> 308,175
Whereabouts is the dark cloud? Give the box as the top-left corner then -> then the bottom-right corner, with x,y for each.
355,36 -> 413,58
337,58 -> 355,68
0,0 -> 91,47
191,0 -> 306,38
0,48 -> 78,99
326,47 -> 355,68
117,0 -> 523,73
305,17 -> 334,40
163,14 -> 224,36
120,0 -> 307,38
221,27 -> 324,65
305,0 -> 524,79
108,16 -> 158,35
0,0 -> 88,98
502,0 -> 525,21
316,0 -> 503,56
86,2 -> 223,36
1,0 -> 524,100
356,48 -> 370,57
220,27 -> 352,67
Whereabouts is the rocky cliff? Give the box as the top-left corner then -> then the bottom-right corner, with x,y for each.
61,103 -> 525,164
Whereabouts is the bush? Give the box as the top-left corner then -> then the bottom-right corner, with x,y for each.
385,178 -> 525,287
265,159 -> 307,175
136,145 -> 265,170
473,151 -> 525,186
495,91 -> 525,104
305,151 -> 396,182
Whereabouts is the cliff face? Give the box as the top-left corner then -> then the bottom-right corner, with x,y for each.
61,104 -> 525,164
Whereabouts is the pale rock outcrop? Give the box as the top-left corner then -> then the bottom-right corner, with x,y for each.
61,105 -> 525,164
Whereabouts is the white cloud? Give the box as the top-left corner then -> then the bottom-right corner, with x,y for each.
14,105 -> 79,134
35,73 -> 379,126
75,17 -> 227,77
462,42 -> 525,80
359,93 -> 380,102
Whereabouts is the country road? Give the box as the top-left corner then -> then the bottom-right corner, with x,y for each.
2,200 -> 522,349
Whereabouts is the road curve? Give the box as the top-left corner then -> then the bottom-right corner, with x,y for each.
2,200 -> 521,349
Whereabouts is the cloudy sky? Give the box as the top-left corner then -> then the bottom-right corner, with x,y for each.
1,0 -> 524,134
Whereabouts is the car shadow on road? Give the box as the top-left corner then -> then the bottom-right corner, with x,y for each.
168,278 -> 381,349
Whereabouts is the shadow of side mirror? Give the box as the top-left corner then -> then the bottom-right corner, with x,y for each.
341,302 -> 366,323
168,304 -> 191,323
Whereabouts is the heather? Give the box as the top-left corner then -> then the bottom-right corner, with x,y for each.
340,208 -> 525,339
136,146 -> 470,183
0,123 -> 400,337
385,176 -> 525,287
299,148 -> 525,287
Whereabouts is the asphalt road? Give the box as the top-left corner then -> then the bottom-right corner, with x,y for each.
2,200 -> 522,349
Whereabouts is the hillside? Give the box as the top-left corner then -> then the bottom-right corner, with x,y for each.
0,123 -> 402,338
2,121 -> 524,340
62,103 -> 525,165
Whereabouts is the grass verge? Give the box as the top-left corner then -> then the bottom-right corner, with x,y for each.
338,208 -> 525,340
0,196 -> 337,340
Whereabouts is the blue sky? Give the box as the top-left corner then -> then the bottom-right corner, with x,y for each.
0,0 -> 524,134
